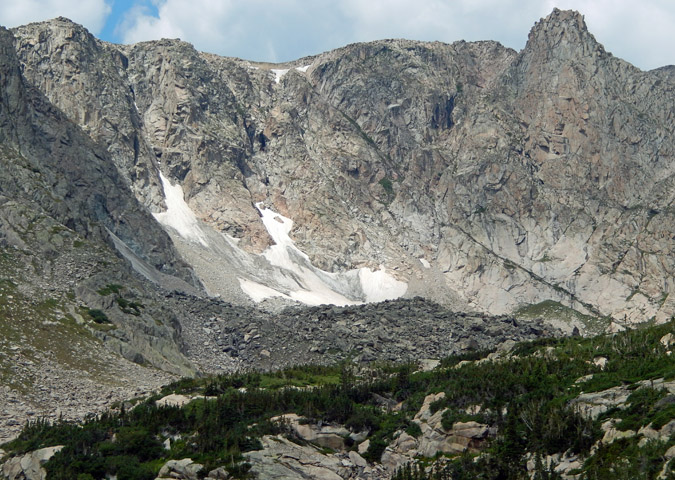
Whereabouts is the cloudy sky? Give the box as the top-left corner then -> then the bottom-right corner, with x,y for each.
1,0 -> 673,70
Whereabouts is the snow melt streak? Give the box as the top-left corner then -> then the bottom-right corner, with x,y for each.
256,204 -> 357,306
153,172 -> 209,247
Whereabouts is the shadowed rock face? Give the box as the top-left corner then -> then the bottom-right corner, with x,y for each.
0,26 -> 195,284
7,10 -> 674,322
0,25 -> 201,442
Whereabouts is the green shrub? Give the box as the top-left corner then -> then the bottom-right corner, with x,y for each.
614,387 -> 669,431
379,177 -> 394,196
116,297 -> 143,316
363,436 -> 387,463
86,308 -> 109,324
405,421 -> 422,438
97,284 -> 124,296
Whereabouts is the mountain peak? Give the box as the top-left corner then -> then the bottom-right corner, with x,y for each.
531,8 -> 588,36
520,8 -> 605,65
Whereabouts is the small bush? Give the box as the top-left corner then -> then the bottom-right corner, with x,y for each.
405,421 -> 422,438
116,297 -> 143,316
379,177 -> 394,196
86,308 -> 110,324
363,436 -> 387,463
97,284 -> 124,296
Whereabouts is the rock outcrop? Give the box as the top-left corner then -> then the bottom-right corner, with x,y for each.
381,392 -> 495,473
244,435 -> 388,480
1,446 -> 62,480
156,458 -> 203,480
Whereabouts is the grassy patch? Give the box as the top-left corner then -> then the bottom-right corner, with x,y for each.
515,300 -> 606,333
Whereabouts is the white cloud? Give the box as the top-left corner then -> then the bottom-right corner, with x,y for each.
119,0 -> 335,61
115,0 -> 673,70
0,0 -> 111,34
337,0 -> 552,48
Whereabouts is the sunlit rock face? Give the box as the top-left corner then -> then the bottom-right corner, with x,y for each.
7,9 -> 674,322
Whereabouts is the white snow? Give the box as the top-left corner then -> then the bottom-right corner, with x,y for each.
296,64 -> 311,73
256,203 -> 359,306
245,203 -> 407,306
152,171 -> 209,247
387,103 -> 401,109
238,278 -> 289,302
419,258 -> 431,269
358,267 -> 408,303
271,68 -> 289,84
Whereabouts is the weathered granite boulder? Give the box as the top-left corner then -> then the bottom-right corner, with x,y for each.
244,435 -> 384,479
1,446 -> 63,480
272,413 -> 350,451
156,458 -> 203,480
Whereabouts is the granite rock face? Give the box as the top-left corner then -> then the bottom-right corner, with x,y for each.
1,446 -> 63,480
0,25 -> 196,443
7,10 -> 673,322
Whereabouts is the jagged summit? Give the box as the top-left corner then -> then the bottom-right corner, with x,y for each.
530,8 -> 589,37
8,15 -> 94,40
522,9 -> 606,64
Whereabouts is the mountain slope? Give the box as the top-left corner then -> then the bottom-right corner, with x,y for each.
8,10 -> 673,324
0,6 -> 673,446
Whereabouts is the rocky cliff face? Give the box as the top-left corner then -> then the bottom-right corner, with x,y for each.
8,9 -> 672,324
0,25 -> 201,441
0,7 -> 673,443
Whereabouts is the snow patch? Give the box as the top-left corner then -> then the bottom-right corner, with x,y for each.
271,68 -> 289,84
153,172 -> 209,247
289,288 -> 358,307
420,258 -> 431,269
238,278 -> 289,302
358,267 -> 408,303
256,203 -> 359,306
296,64 -> 311,73
243,203 -> 407,306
